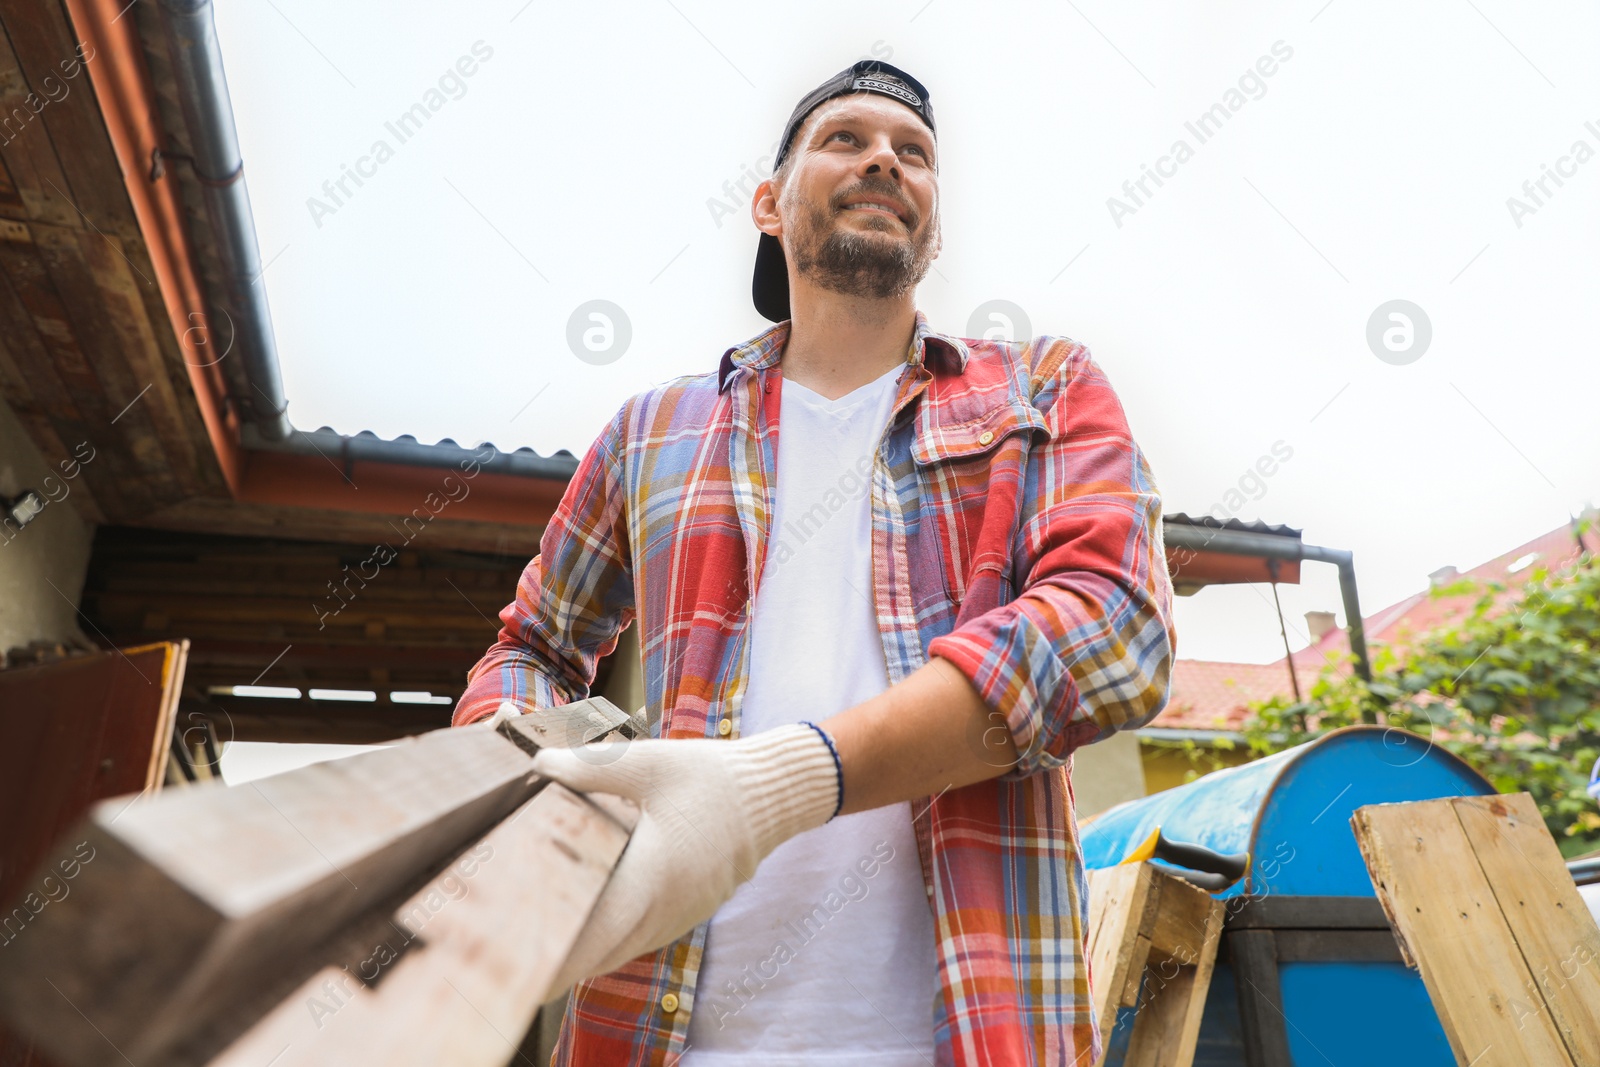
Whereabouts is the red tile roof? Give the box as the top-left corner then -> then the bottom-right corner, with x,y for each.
1152,511 -> 1596,731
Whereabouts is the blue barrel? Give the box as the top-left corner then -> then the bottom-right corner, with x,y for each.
1082,726 -> 1495,1066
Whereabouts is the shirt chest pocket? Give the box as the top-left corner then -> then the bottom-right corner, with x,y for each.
909,401 -> 1050,469
907,401 -> 1051,604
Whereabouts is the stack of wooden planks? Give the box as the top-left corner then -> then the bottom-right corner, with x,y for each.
0,697 -> 639,1067
1353,792 -> 1600,1067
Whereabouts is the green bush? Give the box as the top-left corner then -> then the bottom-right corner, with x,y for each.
1240,539 -> 1599,857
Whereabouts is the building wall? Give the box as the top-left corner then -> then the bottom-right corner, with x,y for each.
1139,738 -> 1254,795
596,622 -> 644,720
1072,730 -> 1148,817
0,397 -> 94,658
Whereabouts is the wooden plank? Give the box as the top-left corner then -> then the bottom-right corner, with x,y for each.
1451,794 -> 1600,1065
129,495 -> 547,556
1146,872 -> 1215,958
0,218 -> 139,517
0,20 -> 80,228
31,220 -> 183,511
74,217 -> 207,497
0,0 -> 134,235
0,139 -> 26,215
1121,933 -> 1152,1008
1229,930 -> 1291,1067
496,696 -> 635,752
0,229 -> 101,519
0,720 -> 546,1067
0,219 -> 82,422
206,784 -> 635,1067
1352,795 -> 1581,1067
1086,864 -> 1158,1043
1124,884 -> 1222,1067
90,592 -> 501,631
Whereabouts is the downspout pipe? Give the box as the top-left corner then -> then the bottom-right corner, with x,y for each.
157,0 -> 292,441
1163,523 -> 1374,699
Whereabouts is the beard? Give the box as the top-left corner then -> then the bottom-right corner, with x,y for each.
786,179 -> 939,301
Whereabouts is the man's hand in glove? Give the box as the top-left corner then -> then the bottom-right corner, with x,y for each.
528,656 -> 1017,994
528,720 -> 840,994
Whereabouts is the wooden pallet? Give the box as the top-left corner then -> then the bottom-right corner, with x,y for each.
1087,862 -> 1225,1067
1352,792 -> 1600,1067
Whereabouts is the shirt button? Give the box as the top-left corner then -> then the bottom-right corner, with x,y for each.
718,718 -> 733,736
661,992 -> 679,1013
978,430 -> 995,445
925,884 -> 934,897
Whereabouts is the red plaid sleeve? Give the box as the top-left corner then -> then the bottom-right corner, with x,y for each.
927,341 -> 1176,777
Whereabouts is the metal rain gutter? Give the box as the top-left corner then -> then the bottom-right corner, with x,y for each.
1162,522 -> 1374,693
157,0 -> 291,441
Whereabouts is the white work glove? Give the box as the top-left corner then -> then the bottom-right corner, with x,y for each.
528,719 -> 841,994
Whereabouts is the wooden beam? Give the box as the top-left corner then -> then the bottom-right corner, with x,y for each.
1087,863 -> 1157,1044
128,497 -> 546,555
207,784 -> 635,1067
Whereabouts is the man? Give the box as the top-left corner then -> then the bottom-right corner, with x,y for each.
453,60 -> 1176,1066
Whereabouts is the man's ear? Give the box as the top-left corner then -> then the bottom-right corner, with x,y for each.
752,177 -> 783,238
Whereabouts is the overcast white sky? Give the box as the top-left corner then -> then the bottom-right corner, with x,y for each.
213,0 -> 1599,667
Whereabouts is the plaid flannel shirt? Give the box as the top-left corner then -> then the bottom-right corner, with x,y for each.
453,309 -> 1176,1066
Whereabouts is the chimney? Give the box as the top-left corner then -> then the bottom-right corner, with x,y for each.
1428,565 -> 1459,590
1304,610 -> 1338,643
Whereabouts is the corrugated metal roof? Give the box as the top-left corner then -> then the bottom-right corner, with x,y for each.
241,425 -> 581,480
328,428 -> 576,460
1164,513 -> 1303,539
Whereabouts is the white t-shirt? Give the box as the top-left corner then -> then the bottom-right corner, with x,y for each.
682,362 -> 939,1066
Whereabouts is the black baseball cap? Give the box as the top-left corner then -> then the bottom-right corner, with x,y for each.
752,60 -> 937,322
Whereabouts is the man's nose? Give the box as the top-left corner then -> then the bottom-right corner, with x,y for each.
859,138 -> 901,182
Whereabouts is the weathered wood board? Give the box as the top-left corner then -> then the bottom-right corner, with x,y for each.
207,784 -> 636,1067
1352,792 -> 1600,1067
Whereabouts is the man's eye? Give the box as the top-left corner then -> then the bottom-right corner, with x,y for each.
830,131 -> 855,143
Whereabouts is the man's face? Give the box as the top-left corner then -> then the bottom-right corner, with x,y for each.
761,94 -> 941,302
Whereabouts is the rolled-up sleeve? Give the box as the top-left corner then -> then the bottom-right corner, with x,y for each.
926,342 -> 1176,778
452,406 -> 635,727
